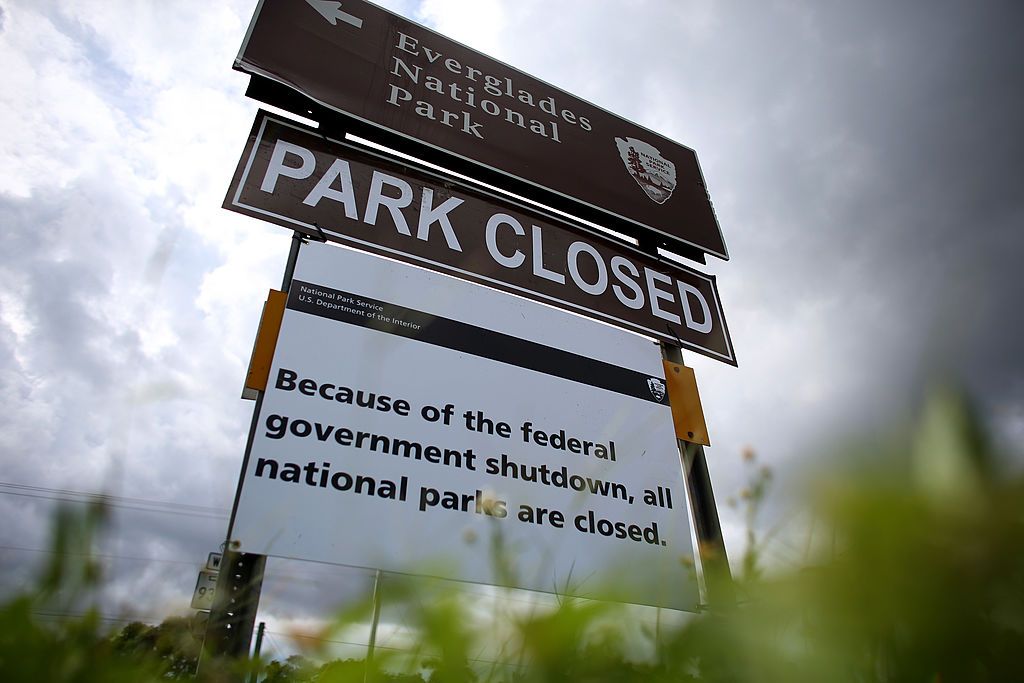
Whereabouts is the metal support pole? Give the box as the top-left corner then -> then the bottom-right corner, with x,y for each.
248,621 -> 266,683
253,621 -> 266,658
281,230 -> 305,292
200,388 -> 269,667
364,569 -> 384,682
682,442 -> 735,607
661,342 -> 734,608
199,232 -> 306,671
203,551 -> 267,659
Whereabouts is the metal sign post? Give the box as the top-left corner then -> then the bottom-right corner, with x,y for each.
202,550 -> 266,660
365,569 -> 384,683
660,341 -> 734,607
200,233 -> 307,667
681,441 -> 734,607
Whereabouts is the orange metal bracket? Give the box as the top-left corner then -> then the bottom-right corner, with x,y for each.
662,360 -> 710,446
242,289 -> 287,399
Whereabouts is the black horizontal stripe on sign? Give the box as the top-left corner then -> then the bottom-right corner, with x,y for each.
287,280 -> 667,405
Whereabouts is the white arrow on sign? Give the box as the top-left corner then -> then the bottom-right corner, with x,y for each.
304,0 -> 363,28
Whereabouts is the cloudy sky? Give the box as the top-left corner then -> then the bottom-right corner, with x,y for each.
1,0 -> 1022,660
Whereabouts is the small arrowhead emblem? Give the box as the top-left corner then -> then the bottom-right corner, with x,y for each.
304,0 -> 363,28
614,137 -> 677,205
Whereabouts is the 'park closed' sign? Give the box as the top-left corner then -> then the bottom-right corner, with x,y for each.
224,113 -> 736,366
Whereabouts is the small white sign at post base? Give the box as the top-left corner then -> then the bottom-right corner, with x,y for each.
191,569 -> 219,611
206,552 -> 222,571
230,242 -> 699,611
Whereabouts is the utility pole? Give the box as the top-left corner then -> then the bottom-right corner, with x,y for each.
364,570 -> 383,683
253,620 -> 266,659
202,551 -> 266,660
249,621 -> 267,683
200,232 -> 308,672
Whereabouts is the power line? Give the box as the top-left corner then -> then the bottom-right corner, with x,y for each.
0,481 -> 229,520
0,543 -> 200,567
0,481 -> 228,514
264,630 -> 286,660
0,544 -> 341,587
0,490 -> 226,520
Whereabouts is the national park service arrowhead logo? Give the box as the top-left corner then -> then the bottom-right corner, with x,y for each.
647,377 -> 667,403
615,137 -> 677,205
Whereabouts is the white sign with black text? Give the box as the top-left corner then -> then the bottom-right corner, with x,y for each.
191,569 -> 219,611
229,241 -> 699,611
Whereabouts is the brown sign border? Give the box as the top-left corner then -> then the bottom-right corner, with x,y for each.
224,112 -> 736,366
234,0 -> 729,261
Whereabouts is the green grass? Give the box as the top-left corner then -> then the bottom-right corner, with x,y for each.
2,385 -> 1022,681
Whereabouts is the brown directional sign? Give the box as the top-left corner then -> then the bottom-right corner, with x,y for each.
235,0 -> 729,261
224,112 -> 736,366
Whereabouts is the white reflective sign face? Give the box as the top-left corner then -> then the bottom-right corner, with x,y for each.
231,241 -> 698,610
191,569 -> 218,611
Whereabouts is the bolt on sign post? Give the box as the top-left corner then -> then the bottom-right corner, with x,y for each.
223,112 -> 736,366
227,240 -> 701,611
234,0 -> 728,261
